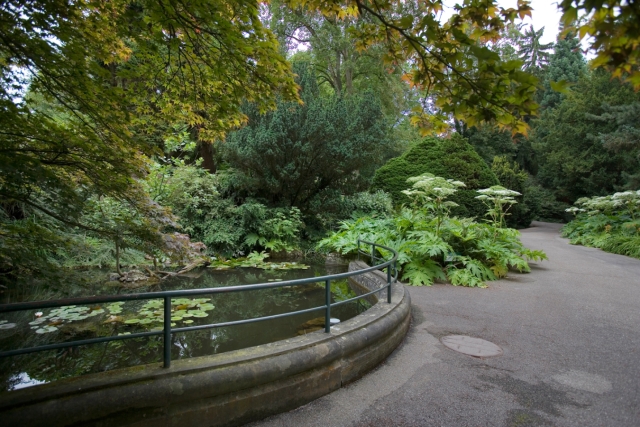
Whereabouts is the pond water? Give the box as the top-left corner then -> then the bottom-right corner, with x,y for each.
0,263 -> 372,392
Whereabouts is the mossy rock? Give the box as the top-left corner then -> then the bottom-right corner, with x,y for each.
371,134 -> 499,219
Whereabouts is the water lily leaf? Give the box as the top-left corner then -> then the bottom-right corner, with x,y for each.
29,320 -> 45,326
183,320 -> 194,324
171,322 -> 176,327
139,319 -> 153,325
35,326 -> 57,334
191,312 -> 209,318
0,323 -> 16,330
0,320 -> 7,324
118,332 -> 131,336
181,313 -> 194,318
170,316 -> 183,321
124,319 -> 141,324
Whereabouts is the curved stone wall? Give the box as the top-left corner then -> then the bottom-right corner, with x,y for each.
0,265 -> 410,427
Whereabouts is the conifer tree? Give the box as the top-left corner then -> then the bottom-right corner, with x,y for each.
541,34 -> 586,109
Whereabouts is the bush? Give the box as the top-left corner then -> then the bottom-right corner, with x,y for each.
491,156 -> 535,228
524,179 -> 571,222
562,190 -> 640,259
371,134 -> 499,219
321,174 -> 547,287
152,165 -> 304,256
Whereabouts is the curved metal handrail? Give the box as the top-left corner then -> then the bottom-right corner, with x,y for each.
0,240 -> 398,368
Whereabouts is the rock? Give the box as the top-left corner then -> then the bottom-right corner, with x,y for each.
108,273 -> 121,281
325,253 -> 348,265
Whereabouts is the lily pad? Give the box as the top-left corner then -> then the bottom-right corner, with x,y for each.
35,326 -> 58,334
183,320 -> 194,324
190,312 -> 209,318
124,319 -> 141,324
0,323 -> 17,330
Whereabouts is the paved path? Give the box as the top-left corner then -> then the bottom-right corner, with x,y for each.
248,222 -> 640,427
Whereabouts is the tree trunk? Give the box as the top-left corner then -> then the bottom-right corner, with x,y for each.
198,141 -> 217,174
115,238 -> 123,277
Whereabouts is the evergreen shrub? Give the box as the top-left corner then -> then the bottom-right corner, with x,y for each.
371,134 -> 499,218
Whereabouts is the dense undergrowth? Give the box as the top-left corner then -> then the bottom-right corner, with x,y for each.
562,191 -> 640,259
319,174 -> 547,287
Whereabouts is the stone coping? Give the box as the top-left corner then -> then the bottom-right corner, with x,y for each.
0,264 -> 411,427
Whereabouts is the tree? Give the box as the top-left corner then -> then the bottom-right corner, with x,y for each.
588,102 -> 640,189
0,0 -> 299,271
540,33 -> 586,108
224,62 -> 391,215
284,0 -> 540,134
533,69 -> 640,204
518,25 -> 553,71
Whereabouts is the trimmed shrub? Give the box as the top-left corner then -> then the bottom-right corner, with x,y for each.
371,134 -> 499,219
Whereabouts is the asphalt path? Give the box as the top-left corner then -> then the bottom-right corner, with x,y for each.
248,222 -> 640,427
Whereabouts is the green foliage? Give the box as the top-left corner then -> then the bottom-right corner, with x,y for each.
588,102 -> 640,189
491,156 -> 535,228
152,165 -> 303,256
560,0 -> 640,89
476,186 -> 522,229
518,25 -> 553,71
224,62 -> 391,215
332,0 -> 540,134
209,252 -> 310,271
320,174 -> 546,287
563,190 -> 640,259
533,69 -> 640,204
371,134 -> 499,218
0,0 -> 299,275
540,34 -> 586,109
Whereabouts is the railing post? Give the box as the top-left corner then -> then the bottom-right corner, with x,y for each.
163,296 -> 172,368
394,260 -> 398,283
325,279 -> 331,333
387,264 -> 392,304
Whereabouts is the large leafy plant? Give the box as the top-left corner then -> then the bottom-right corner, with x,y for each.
319,175 -> 546,287
563,190 -> 640,259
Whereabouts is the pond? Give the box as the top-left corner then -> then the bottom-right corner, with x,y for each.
0,263 -> 371,392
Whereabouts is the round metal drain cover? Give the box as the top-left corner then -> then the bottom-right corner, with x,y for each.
441,335 -> 503,358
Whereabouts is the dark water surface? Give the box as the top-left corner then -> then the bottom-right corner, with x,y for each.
0,264 -> 371,391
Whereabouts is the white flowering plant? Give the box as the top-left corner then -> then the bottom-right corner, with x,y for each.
319,175 -> 547,288
562,190 -> 640,259
475,186 -> 522,228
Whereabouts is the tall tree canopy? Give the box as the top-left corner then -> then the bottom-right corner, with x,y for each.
0,0 -> 298,230
518,25 -> 553,71
533,69 -> 640,203
540,33 -> 586,109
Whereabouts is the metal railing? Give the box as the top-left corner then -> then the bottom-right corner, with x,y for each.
0,240 -> 398,368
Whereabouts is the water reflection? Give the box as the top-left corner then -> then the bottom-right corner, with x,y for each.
0,264 -> 371,391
